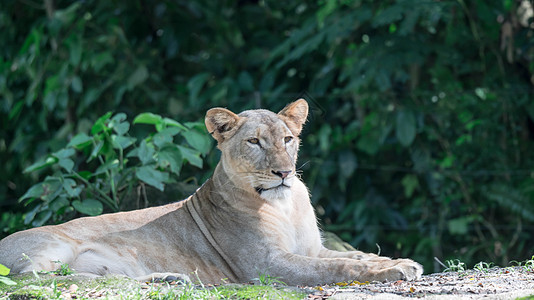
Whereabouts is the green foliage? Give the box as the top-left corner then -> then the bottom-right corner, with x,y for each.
473,262 -> 494,273
215,285 -> 304,300
0,273 -> 306,300
253,273 -> 287,286
511,255 -> 534,272
524,256 -> 534,272
48,261 -> 74,276
19,112 -> 209,226
1,0 -> 534,275
264,0 -> 534,272
0,264 -> 16,286
444,259 -> 467,273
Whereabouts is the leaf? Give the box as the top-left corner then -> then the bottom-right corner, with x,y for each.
43,75 -> 60,104
95,159 -> 119,175
399,9 -> 420,35
111,135 -> 136,150
448,217 -> 474,235
23,156 -> 58,173
163,118 -> 188,131
58,158 -> 74,173
182,129 -> 212,155
19,183 -> 44,201
0,276 -> 17,286
184,121 -> 207,131
91,51 -> 114,72
53,148 -> 75,159
88,140 -> 104,161
318,124 -> 332,154
114,85 -> 127,105
53,2 -> 81,25
9,100 -> 24,120
67,133 -> 92,149
136,165 -> 169,191
32,210 -> 52,227
439,154 -> 455,169
474,87 -> 487,100
187,72 -> 210,103
78,171 -> 92,180
389,23 -> 397,33
396,109 -> 416,147
50,197 -> 70,213
465,120 -> 482,130
72,199 -> 103,216
485,185 -> 534,222
338,150 -> 357,179
0,264 -> 11,276
24,204 -> 41,225
91,112 -> 113,135
275,31 -> 325,69
127,65 -> 149,90
52,149 -> 76,172
67,35 -> 82,66
133,113 -> 163,126
158,146 -> 183,175
316,0 -> 337,26
401,175 -> 419,198
356,133 -> 381,155
63,179 -> 81,198
138,140 -> 155,165
372,4 -> 404,27
80,89 -> 102,115
177,145 -> 203,168
18,28 -> 41,56
40,177 -> 63,202
71,76 -> 83,93
109,113 -> 129,135
152,129 -> 177,149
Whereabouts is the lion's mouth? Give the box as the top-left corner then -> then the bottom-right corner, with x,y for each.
255,184 -> 289,195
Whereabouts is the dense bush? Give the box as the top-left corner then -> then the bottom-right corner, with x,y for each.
1,0 -> 533,273
19,112 -> 211,227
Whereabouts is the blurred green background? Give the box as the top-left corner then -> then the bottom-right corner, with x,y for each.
1,0 -> 534,273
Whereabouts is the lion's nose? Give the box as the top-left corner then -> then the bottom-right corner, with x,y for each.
272,170 -> 291,179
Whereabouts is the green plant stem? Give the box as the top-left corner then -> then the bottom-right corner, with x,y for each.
96,131 -> 120,208
71,172 -> 118,211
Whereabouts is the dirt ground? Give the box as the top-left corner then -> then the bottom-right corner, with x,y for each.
3,266 -> 534,299
308,267 -> 534,299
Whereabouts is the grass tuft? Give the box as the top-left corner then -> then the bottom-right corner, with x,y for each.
443,259 -> 467,273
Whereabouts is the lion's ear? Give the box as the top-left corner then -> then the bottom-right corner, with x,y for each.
278,99 -> 309,136
205,107 -> 241,144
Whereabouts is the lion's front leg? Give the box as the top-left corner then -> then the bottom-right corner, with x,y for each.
266,252 -> 422,286
317,247 -> 423,281
319,247 -> 390,261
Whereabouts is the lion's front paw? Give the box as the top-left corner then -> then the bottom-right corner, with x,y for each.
369,259 -> 423,282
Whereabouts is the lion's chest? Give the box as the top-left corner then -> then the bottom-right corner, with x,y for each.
261,196 -> 322,256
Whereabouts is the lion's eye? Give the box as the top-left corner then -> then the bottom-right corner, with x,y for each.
247,138 -> 260,145
284,136 -> 293,143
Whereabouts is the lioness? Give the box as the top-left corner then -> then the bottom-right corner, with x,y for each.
0,99 -> 422,285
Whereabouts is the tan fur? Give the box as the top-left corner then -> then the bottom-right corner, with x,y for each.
0,99 -> 423,285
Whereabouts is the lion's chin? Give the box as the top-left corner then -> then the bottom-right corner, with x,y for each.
256,185 -> 292,202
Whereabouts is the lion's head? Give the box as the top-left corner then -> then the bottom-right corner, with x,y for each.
205,99 -> 308,201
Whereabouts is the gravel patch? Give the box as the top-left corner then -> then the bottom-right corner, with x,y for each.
307,267 -> 534,299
